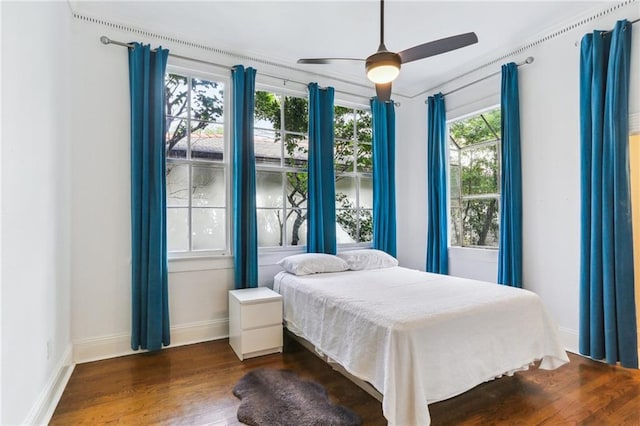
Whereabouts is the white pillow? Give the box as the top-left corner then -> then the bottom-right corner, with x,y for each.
277,253 -> 349,276
337,249 -> 399,271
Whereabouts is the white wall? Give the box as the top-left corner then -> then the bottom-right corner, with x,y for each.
395,96 -> 428,270
397,4 -> 640,353
1,1 -> 72,424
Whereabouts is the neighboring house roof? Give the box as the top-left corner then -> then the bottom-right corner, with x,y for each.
167,132 -> 308,166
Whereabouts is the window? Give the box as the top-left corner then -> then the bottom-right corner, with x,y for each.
165,71 -> 229,254
253,91 -> 373,249
334,106 -> 373,244
254,90 -> 309,248
449,108 -> 501,247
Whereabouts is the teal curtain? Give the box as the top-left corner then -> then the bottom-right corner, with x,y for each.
370,98 -> 397,256
497,63 -> 523,288
232,66 -> 258,289
129,43 -> 170,351
579,20 -> 637,368
426,93 -> 448,274
307,83 -> 337,254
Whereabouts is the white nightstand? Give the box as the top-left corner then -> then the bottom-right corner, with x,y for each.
228,287 -> 283,361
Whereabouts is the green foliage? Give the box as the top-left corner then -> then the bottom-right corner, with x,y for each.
254,91 -> 281,128
461,145 -> 498,196
336,193 -> 373,242
334,108 -> 372,174
449,109 -> 500,147
284,96 -> 308,133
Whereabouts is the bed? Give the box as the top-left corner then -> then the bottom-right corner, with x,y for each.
273,253 -> 569,426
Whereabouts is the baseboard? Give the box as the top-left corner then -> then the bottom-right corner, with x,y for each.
73,318 -> 229,364
558,327 -> 579,354
23,345 -> 75,426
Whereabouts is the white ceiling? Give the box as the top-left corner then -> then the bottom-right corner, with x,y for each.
70,1 -> 608,97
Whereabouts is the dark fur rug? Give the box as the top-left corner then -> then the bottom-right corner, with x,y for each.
233,368 -> 362,426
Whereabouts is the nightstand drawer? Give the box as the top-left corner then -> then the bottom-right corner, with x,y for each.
241,300 -> 282,330
242,324 -> 283,354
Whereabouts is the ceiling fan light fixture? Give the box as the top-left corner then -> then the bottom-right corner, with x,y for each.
367,63 -> 400,84
366,51 -> 401,84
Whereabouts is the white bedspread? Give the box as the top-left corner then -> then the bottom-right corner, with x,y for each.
274,267 -> 569,426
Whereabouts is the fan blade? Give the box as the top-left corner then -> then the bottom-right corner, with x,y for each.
398,32 -> 478,64
297,58 -> 365,64
375,82 -> 392,102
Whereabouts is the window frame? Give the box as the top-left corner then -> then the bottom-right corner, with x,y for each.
165,65 -> 232,259
447,105 -> 502,249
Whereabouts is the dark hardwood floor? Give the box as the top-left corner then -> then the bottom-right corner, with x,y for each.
51,338 -> 640,425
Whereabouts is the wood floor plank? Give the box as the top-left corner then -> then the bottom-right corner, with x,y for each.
50,339 -> 640,425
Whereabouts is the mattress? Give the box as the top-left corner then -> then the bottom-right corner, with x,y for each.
274,266 -> 569,426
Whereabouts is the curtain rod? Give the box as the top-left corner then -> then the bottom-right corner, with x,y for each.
100,36 -> 400,106
574,17 -> 639,46
423,57 -> 534,103
604,16 -> 639,33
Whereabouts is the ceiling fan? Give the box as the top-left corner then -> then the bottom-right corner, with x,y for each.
297,0 -> 478,101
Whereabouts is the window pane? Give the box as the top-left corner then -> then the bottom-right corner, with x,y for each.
284,96 -> 308,132
461,144 -> 498,195
358,209 -> 373,242
191,208 -> 225,250
449,109 -> 500,147
356,110 -> 372,144
257,208 -> 284,247
255,129 -> 281,166
450,206 -> 462,246
450,161 -> 461,201
286,208 -> 307,246
167,208 -> 188,251
357,142 -> 373,173
166,118 -> 188,159
191,122 -> 224,161
336,209 -> 357,244
256,171 -> 283,208
450,143 -> 460,166
334,139 -> 354,174
334,106 -> 354,140
335,176 -> 356,206
254,91 -> 280,130
285,172 -> 308,209
190,78 -> 224,122
461,198 -> 499,247
284,133 -> 308,168
166,164 -> 189,207
359,176 -> 373,208
166,74 -> 188,118
192,166 -> 225,207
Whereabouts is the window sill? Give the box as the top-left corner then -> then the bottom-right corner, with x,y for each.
168,243 -> 374,272
448,246 -> 498,263
168,255 -> 233,273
